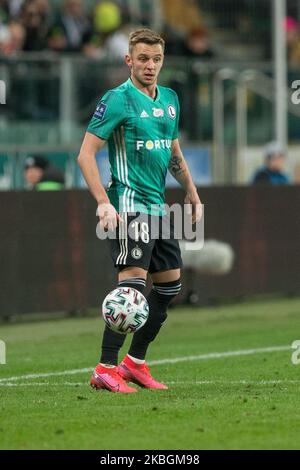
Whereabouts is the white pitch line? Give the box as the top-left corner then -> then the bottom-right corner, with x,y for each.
167,379 -> 300,385
0,382 -> 86,387
0,367 -> 93,383
148,345 -> 290,365
0,345 -> 291,384
1,379 -> 300,387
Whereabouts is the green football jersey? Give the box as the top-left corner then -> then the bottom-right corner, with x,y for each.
87,78 -> 180,215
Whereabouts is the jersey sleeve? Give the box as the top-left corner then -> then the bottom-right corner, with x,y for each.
172,92 -> 180,140
87,91 -> 125,140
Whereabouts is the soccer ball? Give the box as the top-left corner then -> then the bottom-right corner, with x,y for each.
102,287 -> 149,334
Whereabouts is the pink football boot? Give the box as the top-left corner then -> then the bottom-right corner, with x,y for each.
90,364 -> 137,393
118,355 -> 168,390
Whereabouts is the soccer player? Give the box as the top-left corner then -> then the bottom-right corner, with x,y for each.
78,29 -> 202,393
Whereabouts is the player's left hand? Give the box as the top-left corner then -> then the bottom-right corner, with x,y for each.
185,188 -> 203,224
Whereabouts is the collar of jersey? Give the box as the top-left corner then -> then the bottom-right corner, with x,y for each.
127,78 -> 160,102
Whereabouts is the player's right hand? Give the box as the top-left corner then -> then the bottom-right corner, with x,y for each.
184,190 -> 203,224
97,203 -> 123,231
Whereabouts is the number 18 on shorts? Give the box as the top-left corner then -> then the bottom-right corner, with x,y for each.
109,212 -> 182,274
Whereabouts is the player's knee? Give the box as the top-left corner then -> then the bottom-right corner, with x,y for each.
119,266 -> 147,283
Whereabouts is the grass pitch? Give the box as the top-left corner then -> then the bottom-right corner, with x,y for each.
1,297 -> 300,450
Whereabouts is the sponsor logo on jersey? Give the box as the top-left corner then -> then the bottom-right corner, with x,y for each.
94,102 -> 107,120
140,110 -> 149,118
131,247 -> 143,260
152,108 -> 164,117
136,139 -> 172,151
168,105 -> 176,119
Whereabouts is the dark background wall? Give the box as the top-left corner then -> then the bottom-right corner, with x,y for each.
0,186 -> 299,317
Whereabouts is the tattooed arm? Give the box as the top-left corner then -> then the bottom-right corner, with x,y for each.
169,139 -> 202,223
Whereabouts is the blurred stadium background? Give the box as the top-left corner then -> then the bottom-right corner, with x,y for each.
0,0 -> 300,318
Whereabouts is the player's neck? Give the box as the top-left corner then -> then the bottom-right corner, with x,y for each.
130,76 -> 158,100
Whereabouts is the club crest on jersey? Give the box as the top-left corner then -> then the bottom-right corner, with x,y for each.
152,108 -> 164,118
131,247 -> 143,260
168,105 -> 176,119
94,102 -> 107,120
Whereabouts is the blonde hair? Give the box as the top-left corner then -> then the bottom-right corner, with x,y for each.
129,29 -> 165,53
